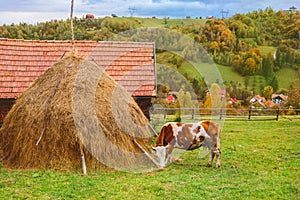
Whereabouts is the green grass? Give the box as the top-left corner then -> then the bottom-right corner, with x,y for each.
1,119 -> 299,199
276,67 -> 298,90
216,64 -> 245,85
258,46 -> 277,56
104,17 -> 206,28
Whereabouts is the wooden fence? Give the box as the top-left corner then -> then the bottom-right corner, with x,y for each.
150,107 -> 300,122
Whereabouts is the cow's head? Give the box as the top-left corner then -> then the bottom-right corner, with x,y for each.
152,145 -> 169,168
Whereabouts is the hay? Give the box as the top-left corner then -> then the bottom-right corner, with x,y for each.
0,55 -> 155,172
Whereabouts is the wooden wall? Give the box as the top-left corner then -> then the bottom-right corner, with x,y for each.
0,99 -> 15,127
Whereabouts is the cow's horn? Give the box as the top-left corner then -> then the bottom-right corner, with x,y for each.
151,146 -> 157,151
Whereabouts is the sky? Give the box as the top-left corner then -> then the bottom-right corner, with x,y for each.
0,0 -> 299,25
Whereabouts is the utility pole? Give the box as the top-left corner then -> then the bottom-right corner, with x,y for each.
128,7 -> 137,17
220,9 -> 229,19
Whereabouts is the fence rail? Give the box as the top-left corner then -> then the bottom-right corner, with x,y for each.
150,107 -> 300,122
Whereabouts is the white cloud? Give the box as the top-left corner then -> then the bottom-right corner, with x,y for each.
0,0 -> 299,25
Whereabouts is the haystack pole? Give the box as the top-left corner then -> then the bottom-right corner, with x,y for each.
70,0 -> 75,53
70,0 -> 87,175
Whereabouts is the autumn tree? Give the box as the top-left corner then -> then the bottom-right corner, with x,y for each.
176,87 -> 196,116
204,83 -> 226,115
287,87 -> 300,109
263,85 -> 274,100
209,41 -> 220,55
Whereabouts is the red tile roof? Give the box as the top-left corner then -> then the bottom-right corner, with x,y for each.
0,38 -> 156,98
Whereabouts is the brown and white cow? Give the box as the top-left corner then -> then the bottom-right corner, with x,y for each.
152,120 -> 221,168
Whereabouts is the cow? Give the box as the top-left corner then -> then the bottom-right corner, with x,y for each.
152,120 -> 221,168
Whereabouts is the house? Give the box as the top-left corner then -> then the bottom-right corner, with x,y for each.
165,95 -> 176,104
0,38 -> 156,125
265,100 -> 277,108
271,94 -> 288,105
205,89 -> 226,98
250,95 -> 266,107
86,14 -> 95,19
228,97 -> 238,105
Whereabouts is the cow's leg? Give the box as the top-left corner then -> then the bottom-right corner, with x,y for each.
215,138 -> 221,168
165,143 -> 175,164
207,149 -> 215,167
215,148 -> 221,168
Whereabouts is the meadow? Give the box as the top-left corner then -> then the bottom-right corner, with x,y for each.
0,119 -> 299,199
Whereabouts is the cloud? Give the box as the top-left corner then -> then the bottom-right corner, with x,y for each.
0,0 -> 299,25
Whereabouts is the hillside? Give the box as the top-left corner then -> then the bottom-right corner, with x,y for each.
0,8 -> 299,106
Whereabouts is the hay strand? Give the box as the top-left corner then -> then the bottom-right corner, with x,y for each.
36,61 -> 70,146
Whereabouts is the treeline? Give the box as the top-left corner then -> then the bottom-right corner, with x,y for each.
0,17 -> 137,41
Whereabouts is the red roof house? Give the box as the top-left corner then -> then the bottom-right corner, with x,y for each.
0,38 -> 156,123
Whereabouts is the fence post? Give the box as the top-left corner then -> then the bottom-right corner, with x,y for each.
219,108 -> 223,120
276,109 -> 279,121
164,109 -> 166,120
192,108 -> 194,119
248,107 -> 251,120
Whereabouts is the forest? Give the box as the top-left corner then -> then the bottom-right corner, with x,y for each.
0,7 -> 299,109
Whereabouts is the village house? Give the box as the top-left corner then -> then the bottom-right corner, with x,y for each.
250,95 -> 266,107
0,38 -> 157,125
271,94 -> 288,105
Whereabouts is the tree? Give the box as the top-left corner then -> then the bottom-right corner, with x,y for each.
263,85 -> 273,100
268,75 -> 279,92
244,76 -> 250,88
209,41 -> 220,55
207,83 -> 225,109
262,52 -> 275,77
244,57 -> 257,75
287,87 -> 300,109
177,87 -> 195,115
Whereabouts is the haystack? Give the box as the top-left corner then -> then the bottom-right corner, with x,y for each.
0,55 -> 156,172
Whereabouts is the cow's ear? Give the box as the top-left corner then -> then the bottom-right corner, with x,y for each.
151,146 -> 157,151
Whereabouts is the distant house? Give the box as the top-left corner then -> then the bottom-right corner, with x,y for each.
228,98 -> 238,105
205,89 -> 226,98
206,16 -> 215,19
271,94 -> 288,105
265,100 -> 276,108
165,95 -> 176,104
250,95 -> 266,106
86,14 -> 95,19
0,38 -> 156,125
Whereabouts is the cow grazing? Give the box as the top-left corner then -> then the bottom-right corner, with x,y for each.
152,120 -> 221,168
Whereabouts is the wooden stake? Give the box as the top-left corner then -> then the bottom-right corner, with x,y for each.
70,0 -> 75,53
133,139 -> 160,168
148,124 -> 158,136
80,145 -> 87,175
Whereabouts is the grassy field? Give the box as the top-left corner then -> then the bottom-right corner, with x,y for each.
105,17 -> 206,28
276,67 -> 299,90
258,46 -> 277,56
0,119 -> 299,199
